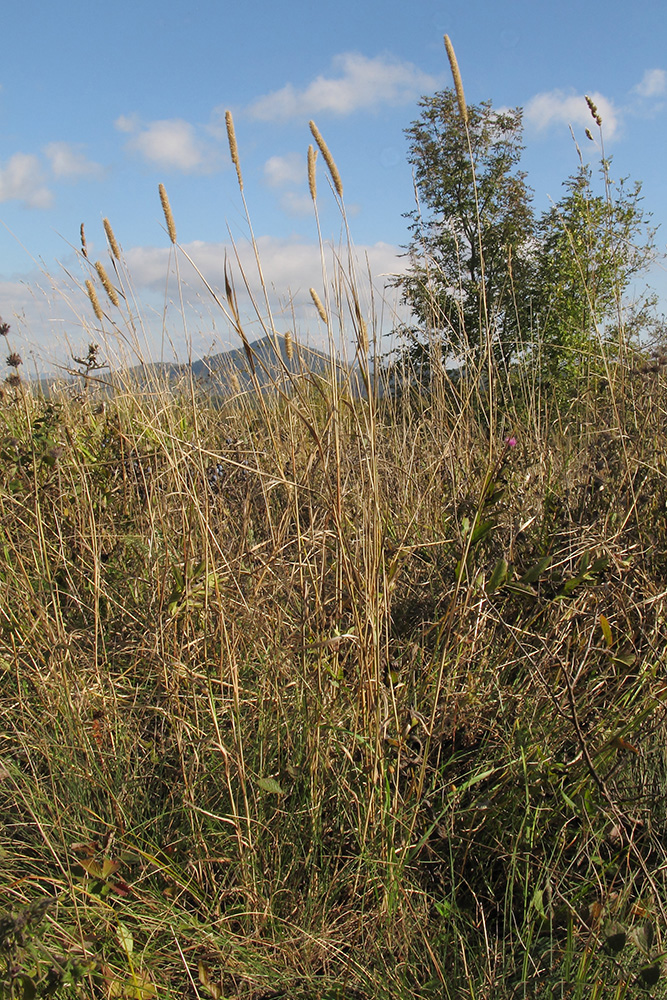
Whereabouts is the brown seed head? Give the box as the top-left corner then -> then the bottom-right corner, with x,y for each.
85,279 -> 104,321
5,372 -> 21,388
95,261 -> 120,307
284,329 -> 294,361
309,288 -> 328,325
80,223 -> 88,258
308,121 -> 343,198
0,320 -> 10,337
158,184 -> 177,243
6,352 -> 22,369
444,35 -> 468,124
225,111 -> 244,191
307,145 -> 317,202
103,218 -> 122,260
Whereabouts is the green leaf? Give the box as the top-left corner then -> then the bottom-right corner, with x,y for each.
470,518 -> 495,546
630,922 -> 654,955
486,558 -> 508,595
117,921 -> 133,955
636,962 -> 661,988
599,613 -> 613,648
603,922 -> 627,955
519,555 -> 551,585
14,976 -> 37,1000
257,777 -> 284,795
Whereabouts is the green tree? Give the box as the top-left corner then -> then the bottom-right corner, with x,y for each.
392,89 -> 660,392
533,160 -> 657,381
395,89 -> 536,377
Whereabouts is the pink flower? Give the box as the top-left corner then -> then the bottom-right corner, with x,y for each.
505,436 -> 517,448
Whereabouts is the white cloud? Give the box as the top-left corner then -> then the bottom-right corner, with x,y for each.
247,52 -> 440,121
264,153 -> 305,188
525,89 -> 620,139
125,237 -> 405,312
116,116 -> 219,173
278,191 -> 314,217
44,142 -> 104,180
0,153 -> 53,208
633,68 -> 667,98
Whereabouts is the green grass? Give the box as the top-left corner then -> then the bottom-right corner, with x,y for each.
2,129 -> 667,1000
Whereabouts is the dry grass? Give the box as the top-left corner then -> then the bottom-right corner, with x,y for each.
1,107 -> 667,1000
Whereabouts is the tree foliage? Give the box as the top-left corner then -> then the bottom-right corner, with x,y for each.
393,88 -> 659,388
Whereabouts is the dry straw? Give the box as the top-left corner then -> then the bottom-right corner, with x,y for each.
307,144 -> 317,202
225,111 -> 244,191
309,288 -> 328,325
308,121 -> 343,198
85,280 -> 104,321
159,184 -> 177,244
444,35 -> 468,125
95,261 -> 120,307
103,218 -> 122,260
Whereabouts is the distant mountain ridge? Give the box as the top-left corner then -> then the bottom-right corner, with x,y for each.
38,334 -> 356,394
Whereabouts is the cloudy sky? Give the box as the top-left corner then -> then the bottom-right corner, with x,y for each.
1,0 -> 666,370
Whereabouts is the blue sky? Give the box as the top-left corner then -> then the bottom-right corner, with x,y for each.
1,0 -> 666,370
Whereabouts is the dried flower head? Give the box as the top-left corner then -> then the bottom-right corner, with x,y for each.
95,261 -> 120,307
307,144 -> 317,202
308,121 -> 343,198
225,111 -> 244,191
0,320 -> 10,337
85,279 -> 104,321
6,352 -> 22,369
309,288 -> 329,325
5,372 -> 21,388
585,95 -> 603,127
103,218 -> 122,260
158,184 -> 177,244
444,35 -> 468,125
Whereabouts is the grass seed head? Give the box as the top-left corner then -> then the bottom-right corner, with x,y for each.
85,279 -> 104,321
444,35 -> 468,125
158,183 -> 177,244
585,95 -> 603,127
103,218 -> 122,260
307,144 -> 317,202
284,329 -> 294,361
225,110 -> 244,191
308,121 -> 343,198
309,288 -> 329,325
80,223 -> 88,258
95,261 -> 120,307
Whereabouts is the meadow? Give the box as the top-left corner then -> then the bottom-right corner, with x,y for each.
2,103 -> 667,1000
